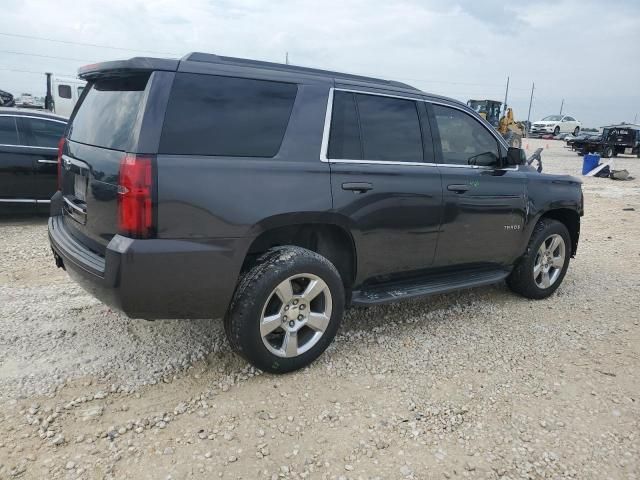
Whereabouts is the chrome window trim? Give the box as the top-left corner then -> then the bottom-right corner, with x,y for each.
0,113 -> 67,124
0,143 -> 58,150
319,87 -> 517,171
0,113 -> 65,149
0,198 -> 51,204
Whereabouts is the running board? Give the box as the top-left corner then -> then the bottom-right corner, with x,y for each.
351,268 -> 510,306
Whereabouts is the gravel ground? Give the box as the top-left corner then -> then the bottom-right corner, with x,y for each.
1,138 -> 639,479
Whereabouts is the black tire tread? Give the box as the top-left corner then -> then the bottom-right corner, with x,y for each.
224,246 -> 343,372
507,218 -> 570,299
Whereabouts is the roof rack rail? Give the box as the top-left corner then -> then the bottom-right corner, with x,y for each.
181,52 -> 419,91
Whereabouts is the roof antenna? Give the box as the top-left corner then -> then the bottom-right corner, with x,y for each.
285,52 -> 289,65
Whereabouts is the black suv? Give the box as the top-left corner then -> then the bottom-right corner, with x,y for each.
49,53 -> 583,373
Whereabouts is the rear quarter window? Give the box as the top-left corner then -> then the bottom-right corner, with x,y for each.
69,74 -> 149,151
159,73 -> 297,157
21,118 -> 66,148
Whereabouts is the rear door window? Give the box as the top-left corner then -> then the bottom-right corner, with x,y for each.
21,117 -> 66,148
355,93 -> 423,162
160,73 -> 297,157
69,74 -> 149,151
327,91 -> 424,162
0,116 -> 19,145
328,91 -> 362,160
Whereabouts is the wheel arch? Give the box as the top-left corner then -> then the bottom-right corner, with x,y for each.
244,214 -> 358,289
538,208 -> 580,257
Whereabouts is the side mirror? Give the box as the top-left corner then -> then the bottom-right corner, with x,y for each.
469,151 -> 499,167
505,147 -> 526,167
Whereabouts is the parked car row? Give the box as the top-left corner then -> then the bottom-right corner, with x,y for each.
0,107 -> 67,213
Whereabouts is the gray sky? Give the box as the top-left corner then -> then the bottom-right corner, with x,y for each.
1,0 -> 639,127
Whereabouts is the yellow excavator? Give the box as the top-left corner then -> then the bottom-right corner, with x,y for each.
467,99 -> 524,148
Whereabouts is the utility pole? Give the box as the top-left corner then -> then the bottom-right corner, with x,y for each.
503,76 -> 510,116
634,112 -> 638,124
559,98 -> 564,115
285,52 -> 289,65
526,82 -> 535,138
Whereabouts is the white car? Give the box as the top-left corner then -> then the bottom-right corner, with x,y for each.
530,115 -> 581,136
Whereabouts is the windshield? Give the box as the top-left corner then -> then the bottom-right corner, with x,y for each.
542,115 -> 563,121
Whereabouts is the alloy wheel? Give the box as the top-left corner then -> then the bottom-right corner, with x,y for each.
260,273 -> 332,358
533,234 -> 566,289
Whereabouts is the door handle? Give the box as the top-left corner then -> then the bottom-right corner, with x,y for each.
342,182 -> 373,193
447,184 -> 470,193
37,159 -> 58,164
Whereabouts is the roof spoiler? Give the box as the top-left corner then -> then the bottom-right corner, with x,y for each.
78,57 -> 179,80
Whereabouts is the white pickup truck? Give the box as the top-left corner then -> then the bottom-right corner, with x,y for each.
45,74 -> 87,118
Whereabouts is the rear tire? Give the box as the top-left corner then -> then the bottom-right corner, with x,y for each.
573,127 -> 580,136
553,126 -> 560,136
603,146 -> 614,158
224,246 -> 345,373
507,219 -> 571,299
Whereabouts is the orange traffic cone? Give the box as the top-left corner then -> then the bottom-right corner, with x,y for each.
546,143 -> 549,149
525,143 -> 529,150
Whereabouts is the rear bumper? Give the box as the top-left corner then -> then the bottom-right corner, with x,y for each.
48,215 -> 248,319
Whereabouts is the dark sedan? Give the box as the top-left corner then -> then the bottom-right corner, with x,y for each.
0,108 -> 67,213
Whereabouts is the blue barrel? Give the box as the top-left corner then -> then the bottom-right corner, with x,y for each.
582,154 -> 600,175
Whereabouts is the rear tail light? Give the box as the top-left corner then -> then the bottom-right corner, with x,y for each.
56,137 -> 65,190
118,154 -> 155,239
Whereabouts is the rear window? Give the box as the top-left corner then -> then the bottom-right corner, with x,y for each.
58,84 -> 72,99
69,74 -> 149,151
159,73 -> 297,157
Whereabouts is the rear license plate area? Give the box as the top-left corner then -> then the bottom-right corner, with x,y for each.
74,175 -> 88,202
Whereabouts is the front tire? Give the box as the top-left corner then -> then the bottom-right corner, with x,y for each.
224,246 -> 345,373
507,219 -> 571,299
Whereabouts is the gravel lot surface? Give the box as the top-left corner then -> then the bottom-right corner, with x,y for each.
1,138 -> 639,479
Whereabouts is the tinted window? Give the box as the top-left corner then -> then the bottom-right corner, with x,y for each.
69,74 -> 149,151
433,104 -> 499,166
328,91 -> 361,159
77,86 -> 84,97
355,94 -> 423,161
22,118 -> 66,148
160,73 -> 297,157
58,85 -> 72,99
565,116 -> 575,121
0,116 -> 18,144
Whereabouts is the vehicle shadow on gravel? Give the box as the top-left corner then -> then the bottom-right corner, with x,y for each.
1,261 -> 513,399
0,213 -> 49,225
339,282 -> 511,332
